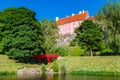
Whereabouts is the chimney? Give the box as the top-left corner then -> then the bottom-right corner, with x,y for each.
72,13 -> 75,16
79,11 -> 82,14
56,17 -> 59,21
82,10 -> 84,13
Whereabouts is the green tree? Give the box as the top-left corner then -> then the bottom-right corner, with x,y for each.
0,7 -> 41,62
39,20 -> 58,54
75,20 -> 103,56
96,0 -> 120,55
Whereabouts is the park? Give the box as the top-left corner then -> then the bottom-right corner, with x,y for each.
0,0 -> 120,80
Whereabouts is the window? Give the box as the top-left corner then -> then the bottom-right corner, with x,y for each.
73,23 -> 75,25
60,26 -> 62,32
78,22 -> 80,25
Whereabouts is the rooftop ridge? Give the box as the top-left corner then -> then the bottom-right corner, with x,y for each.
58,11 -> 88,20
57,11 -> 89,25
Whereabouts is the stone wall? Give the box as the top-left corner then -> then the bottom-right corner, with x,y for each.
57,34 -> 76,46
17,68 -> 42,79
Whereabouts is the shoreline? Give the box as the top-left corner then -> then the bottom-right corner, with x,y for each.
1,70 -> 120,76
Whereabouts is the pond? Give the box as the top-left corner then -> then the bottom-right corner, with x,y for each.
0,74 -> 120,80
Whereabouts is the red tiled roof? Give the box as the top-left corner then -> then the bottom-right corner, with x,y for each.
88,16 -> 95,20
57,11 -> 88,25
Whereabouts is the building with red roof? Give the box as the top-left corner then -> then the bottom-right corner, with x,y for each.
56,10 -> 95,46
56,10 -> 94,35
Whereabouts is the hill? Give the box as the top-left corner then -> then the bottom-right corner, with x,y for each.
0,54 -> 120,76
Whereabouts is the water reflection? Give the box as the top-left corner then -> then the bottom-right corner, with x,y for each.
17,73 -> 120,80
0,74 -> 120,80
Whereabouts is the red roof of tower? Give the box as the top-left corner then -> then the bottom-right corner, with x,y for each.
88,16 -> 95,20
57,11 -> 88,25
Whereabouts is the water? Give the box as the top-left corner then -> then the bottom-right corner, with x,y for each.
0,74 -> 120,80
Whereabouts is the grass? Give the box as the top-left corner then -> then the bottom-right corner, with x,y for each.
0,54 -> 42,75
46,56 -> 120,76
0,54 -> 120,76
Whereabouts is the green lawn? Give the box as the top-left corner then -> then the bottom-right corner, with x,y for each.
47,56 -> 120,75
0,54 -> 41,75
0,54 -> 120,75
57,56 -> 120,72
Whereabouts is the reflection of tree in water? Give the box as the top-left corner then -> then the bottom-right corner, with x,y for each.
40,73 -> 54,80
52,74 -> 67,80
39,73 -> 67,80
46,73 -> 53,80
61,74 -> 67,80
40,73 -> 47,80
52,74 -> 59,80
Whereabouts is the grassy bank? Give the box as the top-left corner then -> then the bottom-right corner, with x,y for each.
0,54 -> 120,76
47,56 -> 120,76
0,54 -> 41,75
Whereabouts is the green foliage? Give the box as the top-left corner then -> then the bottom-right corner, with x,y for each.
71,70 -> 120,76
69,46 -> 85,56
41,66 -> 46,73
55,46 -> 67,56
0,7 -> 41,62
100,48 -> 113,56
39,20 -> 58,53
60,65 -> 66,74
96,0 -> 120,55
55,46 -> 85,56
74,20 -> 103,56
69,38 -> 78,46
99,41 -> 113,56
0,71 -> 15,75
51,61 -> 59,72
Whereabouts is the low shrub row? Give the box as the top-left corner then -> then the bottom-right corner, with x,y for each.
71,70 -> 120,76
0,71 -> 15,75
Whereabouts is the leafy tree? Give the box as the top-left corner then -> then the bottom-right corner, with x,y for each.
96,0 -> 120,55
39,20 -> 58,54
74,20 -> 103,56
0,7 -> 42,62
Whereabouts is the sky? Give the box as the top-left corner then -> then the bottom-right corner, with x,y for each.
0,0 -> 107,21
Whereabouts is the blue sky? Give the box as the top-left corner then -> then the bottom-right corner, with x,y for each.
0,0 -> 107,21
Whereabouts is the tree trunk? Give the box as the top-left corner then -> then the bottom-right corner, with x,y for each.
90,48 -> 93,56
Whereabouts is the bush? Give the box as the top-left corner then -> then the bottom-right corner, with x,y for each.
100,48 -> 113,56
55,46 -> 67,56
71,70 -> 120,76
68,46 -> 85,56
55,46 -> 85,56
41,66 -> 46,73
51,61 -> 59,72
60,65 -> 66,74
